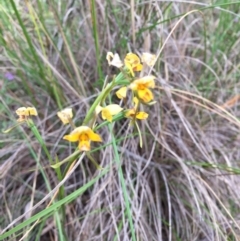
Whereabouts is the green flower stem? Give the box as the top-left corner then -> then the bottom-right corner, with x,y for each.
83,72 -> 127,125
114,71 -> 124,83
2,121 -> 25,133
134,121 -> 143,148
82,82 -> 113,125
100,81 -> 116,105
115,80 -> 130,86
62,151 -> 83,177
27,119 -> 54,165
51,149 -> 81,169
52,82 -> 63,109
86,152 -> 103,170
54,155 -> 66,222
114,71 -> 130,86
94,112 -> 125,131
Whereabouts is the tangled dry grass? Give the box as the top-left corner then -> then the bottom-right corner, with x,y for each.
1,1 -> 240,240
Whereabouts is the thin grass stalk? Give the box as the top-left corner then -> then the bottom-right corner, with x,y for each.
0,167 -> 109,240
9,0 -> 53,96
89,0 -> 103,80
48,1 -> 86,97
21,122 -> 66,241
109,123 -> 136,241
26,1 -> 64,109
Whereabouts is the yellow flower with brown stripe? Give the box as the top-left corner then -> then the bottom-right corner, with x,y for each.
129,75 -> 155,103
16,107 -> 38,122
57,108 -> 73,125
125,97 -> 148,121
63,126 -> 102,151
116,86 -> 127,99
96,104 -> 123,122
124,53 -> 143,77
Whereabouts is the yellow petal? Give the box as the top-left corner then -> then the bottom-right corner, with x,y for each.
57,108 -> 73,124
125,62 -> 134,77
81,127 -> 102,142
88,130 -> 102,142
16,107 -> 37,117
63,133 -> 79,142
16,107 -> 27,116
125,109 -> 135,119
26,107 -> 38,116
101,109 -> 112,122
79,132 -> 98,151
95,105 -> 103,115
104,104 -> 123,115
64,126 -> 102,144
78,140 -> 91,151
133,97 -> 139,107
124,53 -> 141,65
79,133 -> 89,142
138,88 -> 154,103
124,53 -> 142,76
136,112 -> 148,119
116,87 -> 127,99
129,82 -> 138,91
133,63 -> 143,72
141,76 -> 155,88
106,52 -> 123,68
72,126 -> 91,134
101,104 -> 123,122
63,126 -> 89,142
130,76 -> 155,90
141,52 -> 157,66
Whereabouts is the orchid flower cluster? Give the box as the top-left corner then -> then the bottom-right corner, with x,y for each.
14,52 -> 156,154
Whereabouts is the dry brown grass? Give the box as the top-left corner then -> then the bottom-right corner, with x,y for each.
1,1 -> 240,240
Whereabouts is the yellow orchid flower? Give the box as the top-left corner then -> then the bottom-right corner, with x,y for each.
129,75 -> 155,103
141,52 -> 157,66
124,53 -> 143,76
96,104 -> 123,122
116,86 -> 127,99
106,52 -> 123,68
125,97 -> 148,120
57,108 -> 73,125
125,98 -> 148,148
125,109 -> 148,120
16,107 -> 38,122
63,126 -> 102,151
